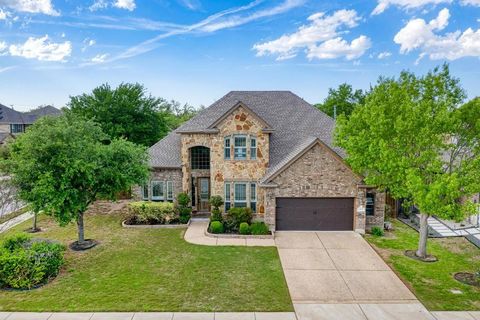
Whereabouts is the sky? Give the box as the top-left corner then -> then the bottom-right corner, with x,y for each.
0,0 -> 479,111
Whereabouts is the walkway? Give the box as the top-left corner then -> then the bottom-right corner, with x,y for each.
0,211 -> 33,234
184,220 -> 275,246
426,216 -> 480,247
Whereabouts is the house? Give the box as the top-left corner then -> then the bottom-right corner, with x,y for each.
143,91 -> 385,233
0,104 -> 62,144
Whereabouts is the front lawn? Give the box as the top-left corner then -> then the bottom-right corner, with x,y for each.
365,220 -> 480,311
0,211 -> 292,312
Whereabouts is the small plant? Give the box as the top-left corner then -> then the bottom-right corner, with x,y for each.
177,193 -> 192,224
224,207 -> 253,232
239,222 -> 250,235
209,195 -> 224,222
210,221 -> 224,234
250,222 -> 270,235
371,226 -> 384,237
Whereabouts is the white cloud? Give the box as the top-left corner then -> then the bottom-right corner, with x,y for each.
0,65 -> 15,73
178,0 -> 201,10
307,35 -> 371,60
253,9 -> 370,61
0,41 -> 7,54
372,0 -> 451,15
113,0 -> 136,11
8,35 -> 72,62
0,0 -> 59,16
0,9 -> 7,20
89,0 -> 136,11
378,51 -> 392,59
81,38 -> 96,52
394,8 -> 480,61
91,53 -> 109,63
89,0 -> 109,11
461,0 -> 480,5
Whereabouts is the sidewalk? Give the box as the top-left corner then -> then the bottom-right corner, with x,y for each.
0,312 -> 296,320
0,211 -> 33,234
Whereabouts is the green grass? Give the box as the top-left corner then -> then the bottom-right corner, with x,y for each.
365,220 -> 480,311
0,212 -> 292,312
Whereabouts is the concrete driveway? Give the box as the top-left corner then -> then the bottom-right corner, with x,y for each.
275,231 -> 417,304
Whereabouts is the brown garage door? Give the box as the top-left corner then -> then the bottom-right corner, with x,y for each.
276,197 -> 354,231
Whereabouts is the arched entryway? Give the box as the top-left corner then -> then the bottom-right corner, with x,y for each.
189,146 -> 211,212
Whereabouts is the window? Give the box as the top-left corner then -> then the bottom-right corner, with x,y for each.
142,185 -> 149,200
250,183 -> 257,213
10,124 -> 24,133
224,183 -> 231,211
366,192 -> 375,216
234,136 -> 247,160
234,182 -> 247,207
151,181 -> 164,201
167,181 -> 174,202
190,146 -> 210,169
250,136 -> 257,160
224,136 -> 231,160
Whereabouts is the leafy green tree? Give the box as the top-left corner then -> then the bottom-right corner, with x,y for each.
4,115 -> 149,248
68,83 -> 169,147
336,65 -> 479,259
315,83 -> 365,119
160,100 -> 201,131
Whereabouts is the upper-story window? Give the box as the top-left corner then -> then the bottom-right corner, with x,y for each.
10,124 -> 25,134
224,136 -> 231,160
250,136 -> 257,160
191,146 -> 210,169
234,135 -> 247,160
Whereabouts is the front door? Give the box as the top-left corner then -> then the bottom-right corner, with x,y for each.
198,177 -> 210,212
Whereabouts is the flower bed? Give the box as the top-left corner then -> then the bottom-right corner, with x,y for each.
208,207 -> 272,237
124,197 -> 192,227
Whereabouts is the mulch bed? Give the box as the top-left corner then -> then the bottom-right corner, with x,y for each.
454,272 -> 480,287
404,249 -> 438,262
69,239 -> 98,251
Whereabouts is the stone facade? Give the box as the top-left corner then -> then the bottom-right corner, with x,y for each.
180,106 -> 269,213
263,143 -> 385,232
364,188 -> 386,230
135,168 -> 183,202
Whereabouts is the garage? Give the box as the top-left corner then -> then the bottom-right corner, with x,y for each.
276,197 -> 354,231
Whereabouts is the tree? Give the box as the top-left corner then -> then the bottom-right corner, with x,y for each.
159,100 -> 200,131
335,65 -> 480,259
315,83 -> 365,119
4,115 -> 149,249
67,83 -> 169,147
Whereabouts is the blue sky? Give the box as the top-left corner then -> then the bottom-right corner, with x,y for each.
0,0 -> 479,111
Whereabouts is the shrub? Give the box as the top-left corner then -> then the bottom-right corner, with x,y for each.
176,193 -> 192,224
0,235 -> 65,289
177,192 -> 190,207
210,221 -> 224,234
239,222 -> 250,235
210,207 -> 223,222
209,195 -> 224,210
224,207 -> 253,232
250,222 -> 270,235
371,226 -> 384,237
127,201 -> 176,224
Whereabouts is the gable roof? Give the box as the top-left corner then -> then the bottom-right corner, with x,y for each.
149,91 -> 346,171
0,104 -> 62,124
206,101 -> 273,132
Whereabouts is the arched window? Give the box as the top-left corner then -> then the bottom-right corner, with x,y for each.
190,146 -> 210,169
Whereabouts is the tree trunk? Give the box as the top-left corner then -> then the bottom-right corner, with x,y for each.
416,213 -> 429,258
32,212 -> 37,231
77,212 -> 85,244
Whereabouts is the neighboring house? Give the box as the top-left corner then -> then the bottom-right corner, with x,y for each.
143,91 -> 385,233
0,104 -> 62,143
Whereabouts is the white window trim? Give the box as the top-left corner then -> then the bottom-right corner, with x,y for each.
250,136 -> 257,160
151,181 -> 164,201
234,135 -> 247,160
167,181 -> 174,201
224,136 -> 231,160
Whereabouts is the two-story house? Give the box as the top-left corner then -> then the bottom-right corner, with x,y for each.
0,104 -> 62,144
143,91 -> 385,233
